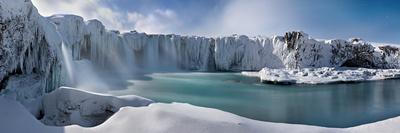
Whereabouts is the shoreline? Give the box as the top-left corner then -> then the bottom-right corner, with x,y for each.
1,87 -> 399,132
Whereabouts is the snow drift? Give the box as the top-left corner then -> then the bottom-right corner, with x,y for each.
41,87 -> 153,127
1,93 -> 400,133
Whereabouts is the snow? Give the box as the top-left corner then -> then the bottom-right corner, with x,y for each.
243,67 -> 400,84
0,0 -> 62,94
41,87 -> 153,127
2,89 -> 400,133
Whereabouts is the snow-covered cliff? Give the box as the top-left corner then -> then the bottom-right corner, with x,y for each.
0,0 -> 62,98
48,15 -> 400,72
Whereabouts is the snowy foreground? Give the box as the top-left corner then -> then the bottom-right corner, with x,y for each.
0,87 -> 399,133
243,67 -> 400,84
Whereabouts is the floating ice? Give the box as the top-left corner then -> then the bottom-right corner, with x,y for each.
243,67 -> 400,84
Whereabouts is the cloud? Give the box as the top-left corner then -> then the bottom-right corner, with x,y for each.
31,0 -> 181,33
127,9 -> 181,34
31,0 -> 400,43
32,0 -> 298,36
194,0 -> 302,37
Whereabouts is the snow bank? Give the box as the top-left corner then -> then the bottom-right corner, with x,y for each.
243,67 -> 400,84
41,87 -> 153,127
2,94 -> 400,133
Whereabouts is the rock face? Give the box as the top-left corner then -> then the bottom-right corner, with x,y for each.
2,0 -> 400,96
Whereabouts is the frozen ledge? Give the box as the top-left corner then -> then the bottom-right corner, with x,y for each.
243,67 -> 400,84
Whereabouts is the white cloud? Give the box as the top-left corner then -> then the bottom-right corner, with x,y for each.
194,0 -> 302,37
31,0 -> 181,34
129,9 -> 181,34
31,0 -> 302,36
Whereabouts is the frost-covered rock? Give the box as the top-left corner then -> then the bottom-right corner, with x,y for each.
41,87 -> 153,127
243,67 -> 400,84
0,0 -> 62,95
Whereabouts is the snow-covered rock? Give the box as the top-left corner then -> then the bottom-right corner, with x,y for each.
40,87 -> 153,127
244,67 -> 400,84
0,0 -> 62,95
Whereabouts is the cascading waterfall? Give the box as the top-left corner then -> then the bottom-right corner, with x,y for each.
61,42 -> 75,86
46,14 -> 400,93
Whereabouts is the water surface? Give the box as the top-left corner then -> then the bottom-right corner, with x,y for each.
96,72 -> 400,128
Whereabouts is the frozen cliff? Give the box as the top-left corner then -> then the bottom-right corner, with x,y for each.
0,0 -> 62,100
48,15 -> 400,72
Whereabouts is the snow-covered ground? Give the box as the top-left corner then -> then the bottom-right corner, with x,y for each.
40,87 -> 153,127
0,87 -> 400,133
243,67 -> 400,84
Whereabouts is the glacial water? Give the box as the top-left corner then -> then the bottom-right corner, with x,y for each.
86,72 -> 400,128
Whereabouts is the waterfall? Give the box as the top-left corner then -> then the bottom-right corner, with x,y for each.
61,42 -> 75,86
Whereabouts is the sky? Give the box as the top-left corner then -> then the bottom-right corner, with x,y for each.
32,0 -> 400,43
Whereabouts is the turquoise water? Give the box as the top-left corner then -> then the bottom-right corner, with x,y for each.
103,72 -> 400,128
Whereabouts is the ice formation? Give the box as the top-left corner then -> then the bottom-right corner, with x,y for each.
243,67 -> 400,84
0,0 -> 62,95
47,14 -> 400,72
49,17 -> 400,71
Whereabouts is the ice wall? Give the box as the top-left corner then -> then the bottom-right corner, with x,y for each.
0,0 -> 62,96
48,14 -> 400,72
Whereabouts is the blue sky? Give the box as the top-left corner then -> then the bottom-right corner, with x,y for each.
32,0 -> 400,43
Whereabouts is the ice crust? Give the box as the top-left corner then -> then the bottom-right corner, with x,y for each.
243,67 -> 400,84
